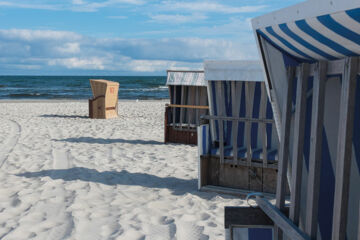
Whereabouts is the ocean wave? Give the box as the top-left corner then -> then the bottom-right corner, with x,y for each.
120,86 -> 167,92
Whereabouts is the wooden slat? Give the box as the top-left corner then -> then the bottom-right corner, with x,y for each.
196,87 -> 200,125
179,85 -> 185,129
256,196 -> 310,240
166,104 -> 209,110
231,81 -> 239,164
245,82 -> 253,166
172,86 -> 176,129
275,66 -> 295,239
305,61 -> 327,238
289,63 -> 309,226
201,115 -> 274,123
260,83 -> 268,168
217,81 -> 225,164
331,57 -> 359,240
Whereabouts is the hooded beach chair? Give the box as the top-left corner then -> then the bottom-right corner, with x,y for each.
164,70 -> 209,144
89,79 -> 119,119
197,61 -> 283,196
225,0 -> 360,239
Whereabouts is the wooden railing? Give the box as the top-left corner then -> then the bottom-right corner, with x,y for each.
165,104 -> 209,131
200,114 -> 276,168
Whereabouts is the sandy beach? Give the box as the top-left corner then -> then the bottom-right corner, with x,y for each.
0,100 -> 245,240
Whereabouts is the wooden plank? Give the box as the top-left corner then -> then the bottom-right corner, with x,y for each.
289,63 -> 309,226
305,61 -> 327,238
217,81 -> 225,164
196,87 -> 200,125
275,66 -> 295,239
331,57 -> 359,240
179,85 -> 185,129
166,104 -> 209,110
260,83 -> 268,168
219,119 -> 224,164
225,206 -> 274,228
231,81 -> 239,164
256,196 -> 310,240
245,82 -> 254,166
172,86 -> 177,129
201,115 -> 274,123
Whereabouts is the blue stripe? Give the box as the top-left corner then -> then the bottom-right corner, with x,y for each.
248,228 -> 273,240
211,81 -> 219,141
346,8 -> 360,23
265,26 -> 314,60
352,76 -> 360,173
224,82 -> 232,145
266,100 -> 273,149
257,29 -> 309,62
317,129 -> 335,239
317,15 -> 360,46
238,83 -> 246,147
202,125 -> 207,154
279,23 -> 336,60
295,20 -> 355,56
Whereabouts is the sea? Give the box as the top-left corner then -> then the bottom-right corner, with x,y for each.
0,76 -> 168,100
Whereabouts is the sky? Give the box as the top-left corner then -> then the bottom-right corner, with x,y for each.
0,0 -> 304,75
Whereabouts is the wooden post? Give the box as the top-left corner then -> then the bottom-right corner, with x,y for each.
217,82 -> 225,164
179,85 -> 185,130
231,81 -> 240,164
173,86 -> 177,129
260,83 -> 268,168
275,66 -> 295,239
290,63 -> 309,226
305,61 -> 327,239
245,82 -> 254,166
331,57 -> 358,240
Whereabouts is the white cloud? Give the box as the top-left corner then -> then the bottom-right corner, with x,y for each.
150,13 -> 207,24
159,1 -> 267,14
0,0 -> 145,12
0,29 -> 258,73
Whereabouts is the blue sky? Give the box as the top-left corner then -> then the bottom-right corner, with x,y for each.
0,0 -> 303,75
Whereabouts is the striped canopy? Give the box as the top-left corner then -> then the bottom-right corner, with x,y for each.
256,8 -> 360,62
166,70 -> 205,86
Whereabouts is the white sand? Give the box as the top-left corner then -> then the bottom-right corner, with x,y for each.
0,100 -> 245,240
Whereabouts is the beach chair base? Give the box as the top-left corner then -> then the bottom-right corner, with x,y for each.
199,155 -> 289,195
164,126 -> 197,145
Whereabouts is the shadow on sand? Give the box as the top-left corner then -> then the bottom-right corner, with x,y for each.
40,114 -> 89,119
16,167 -> 224,198
53,137 -> 164,145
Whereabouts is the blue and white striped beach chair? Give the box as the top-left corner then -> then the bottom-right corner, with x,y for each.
224,1 -> 360,239
165,70 -> 209,145
198,61 -> 281,197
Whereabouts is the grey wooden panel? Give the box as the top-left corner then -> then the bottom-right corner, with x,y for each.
305,61 -> 327,239
256,196 -> 310,240
289,63 -> 309,226
331,57 -> 359,240
196,86 -> 200,125
275,66 -> 295,239
260,83 -> 268,168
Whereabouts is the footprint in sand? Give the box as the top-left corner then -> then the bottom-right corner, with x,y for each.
176,221 -> 209,240
0,119 -> 21,168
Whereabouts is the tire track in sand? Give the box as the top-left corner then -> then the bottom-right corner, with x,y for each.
0,119 -> 21,168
